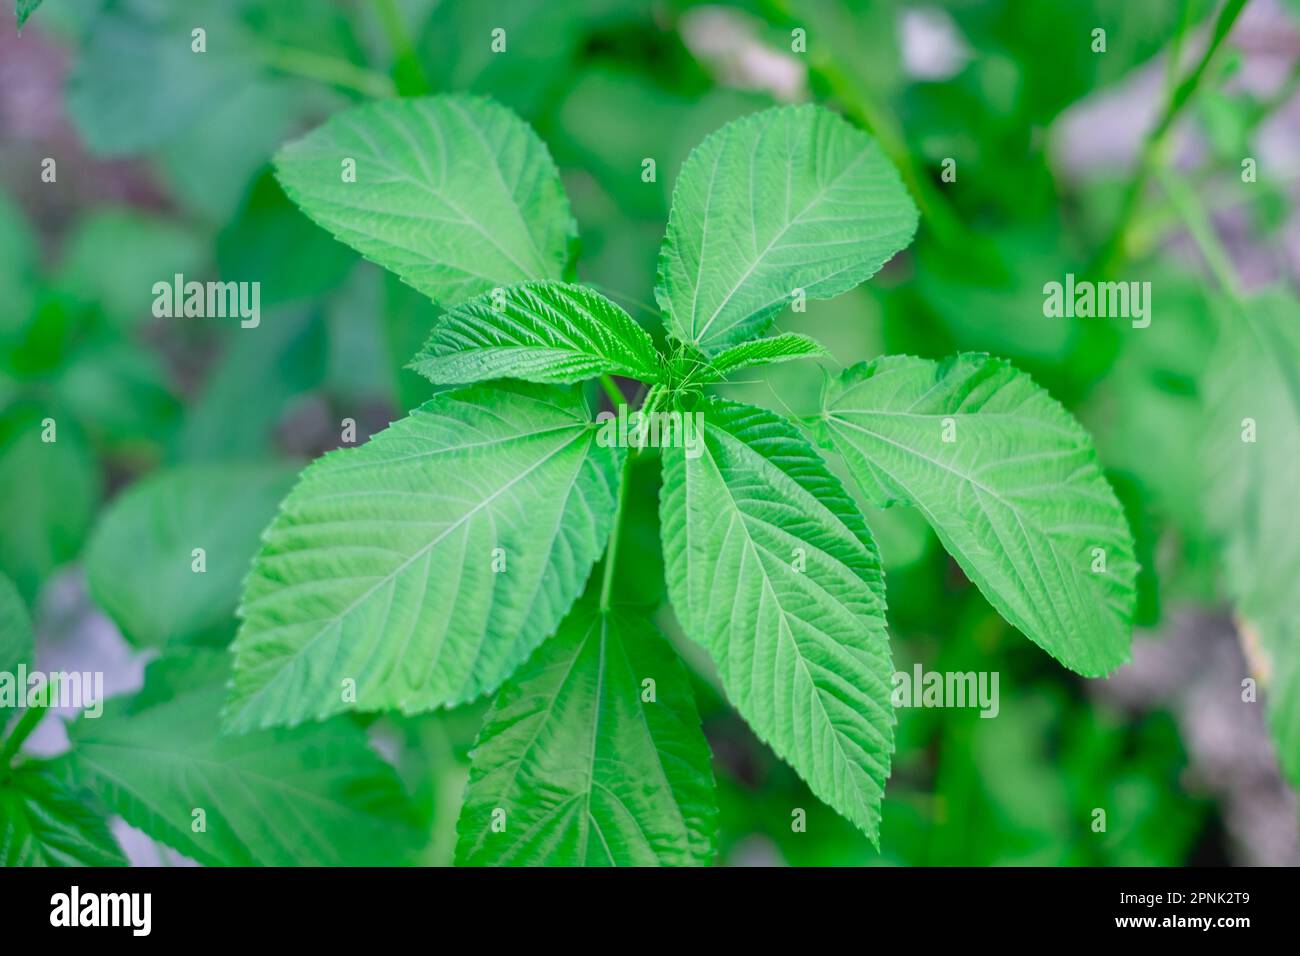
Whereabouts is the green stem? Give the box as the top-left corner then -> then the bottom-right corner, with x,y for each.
1155,166 -> 1242,300
598,374 -> 625,409
1163,0 -> 1195,101
260,44 -> 396,98
373,0 -> 432,95
815,61 -> 969,253
1097,0 -> 1250,274
598,455 -> 632,612
1,703 -> 47,768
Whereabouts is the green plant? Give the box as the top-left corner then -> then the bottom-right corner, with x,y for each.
218,93 -> 1137,864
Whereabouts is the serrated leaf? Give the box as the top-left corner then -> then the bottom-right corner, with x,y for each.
275,95 -> 576,308
70,652 -> 424,866
0,572 -> 32,678
701,332 -> 828,381
410,281 -> 661,386
814,353 -> 1137,676
456,600 -> 716,866
655,104 -> 917,355
86,464 -> 298,647
0,762 -> 127,866
226,383 -> 621,731
660,398 -> 894,841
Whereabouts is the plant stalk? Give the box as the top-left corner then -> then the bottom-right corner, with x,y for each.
1097,0 -> 1250,275
0,703 -> 47,768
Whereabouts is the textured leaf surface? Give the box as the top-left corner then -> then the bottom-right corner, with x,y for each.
456,601 -> 716,866
275,95 -> 576,308
410,282 -> 660,386
227,383 -> 621,731
815,354 -> 1136,676
660,398 -> 894,841
71,653 -> 423,866
655,104 -> 917,355
86,464 -> 297,647
702,333 -> 828,380
0,763 -> 127,866
0,572 -> 32,677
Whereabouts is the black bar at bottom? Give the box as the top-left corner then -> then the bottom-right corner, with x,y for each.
0,866 -> 1279,941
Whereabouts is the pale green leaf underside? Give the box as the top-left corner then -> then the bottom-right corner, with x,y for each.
456,601 -> 717,866
660,398 -> 894,842
0,572 -> 32,677
0,763 -> 127,866
702,332 -> 828,381
226,382 -> 621,731
409,281 -> 660,386
816,353 -> 1136,676
275,94 -> 576,308
656,104 -> 918,355
1201,293 -> 1300,789
85,463 -> 297,647
1202,292 -> 1300,624
72,654 -> 423,866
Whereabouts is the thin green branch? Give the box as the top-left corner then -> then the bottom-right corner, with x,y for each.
260,43 -> 396,98
373,0 -> 431,95
0,703 -> 47,769
598,374 -> 625,409
1155,166 -> 1242,300
599,455 -> 632,612
1097,0 -> 1250,274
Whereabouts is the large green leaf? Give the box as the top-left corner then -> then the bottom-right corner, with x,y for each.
70,652 -> 424,866
660,398 -> 894,841
0,572 -> 32,677
410,281 -> 660,386
655,104 -> 917,355
226,383 -> 621,731
456,600 -> 716,866
275,95 -> 576,308
86,464 -> 298,647
0,762 -> 127,866
814,354 -> 1137,676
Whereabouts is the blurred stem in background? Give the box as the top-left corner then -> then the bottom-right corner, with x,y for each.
1097,0 -> 1250,276
1156,166 -> 1242,300
374,0 -> 431,96
259,42 -> 396,98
